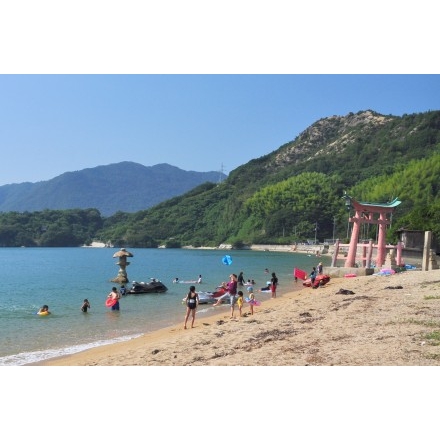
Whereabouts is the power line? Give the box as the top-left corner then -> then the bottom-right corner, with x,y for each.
218,162 -> 226,183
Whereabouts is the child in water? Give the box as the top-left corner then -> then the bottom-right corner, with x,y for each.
37,305 -> 50,315
81,299 -> 91,312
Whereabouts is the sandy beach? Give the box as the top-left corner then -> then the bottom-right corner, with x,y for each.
31,268 -> 440,366
13,266 -> 440,440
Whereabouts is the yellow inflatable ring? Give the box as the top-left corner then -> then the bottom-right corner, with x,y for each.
37,311 -> 50,316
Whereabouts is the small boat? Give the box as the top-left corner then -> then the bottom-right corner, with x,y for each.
303,274 -> 331,288
127,279 -> 168,294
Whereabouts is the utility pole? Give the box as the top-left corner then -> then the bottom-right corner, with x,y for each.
333,216 -> 337,243
314,221 -> 318,244
218,163 -> 225,183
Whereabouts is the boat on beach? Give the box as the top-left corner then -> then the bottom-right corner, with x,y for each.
127,279 -> 168,294
303,274 -> 331,288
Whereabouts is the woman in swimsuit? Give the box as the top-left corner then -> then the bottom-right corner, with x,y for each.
184,285 -> 199,329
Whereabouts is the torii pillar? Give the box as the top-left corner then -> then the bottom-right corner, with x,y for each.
343,193 -> 401,268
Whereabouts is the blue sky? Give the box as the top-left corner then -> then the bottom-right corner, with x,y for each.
1,3 -> 438,187
1,74 -> 439,186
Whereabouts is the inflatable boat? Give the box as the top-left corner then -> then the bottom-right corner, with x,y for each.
303,274 -> 331,288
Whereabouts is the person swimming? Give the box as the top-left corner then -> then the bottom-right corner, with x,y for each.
37,305 -> 50,315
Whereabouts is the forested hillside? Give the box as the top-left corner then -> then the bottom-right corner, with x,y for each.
1,110 -> 439,247
0,162 -> 226,216
98,110 -> 440,248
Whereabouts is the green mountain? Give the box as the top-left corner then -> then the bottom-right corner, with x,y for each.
1,109 -> 439,248
98,109 -> 440,248
0,162 -> 226,217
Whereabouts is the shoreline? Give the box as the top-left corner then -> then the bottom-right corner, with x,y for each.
87,241 -> 323,254
29,268 -> 440,366
27,280 -> 304,366
84,242 -> 425,266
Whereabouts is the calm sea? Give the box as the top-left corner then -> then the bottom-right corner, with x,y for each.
0,247 -> 328,366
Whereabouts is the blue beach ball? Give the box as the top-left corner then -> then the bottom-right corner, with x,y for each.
222,255 -> 232,265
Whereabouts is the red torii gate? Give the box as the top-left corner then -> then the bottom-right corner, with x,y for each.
340,193 -> 401,268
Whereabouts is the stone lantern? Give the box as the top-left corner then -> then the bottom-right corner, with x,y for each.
111,248 -> 133,284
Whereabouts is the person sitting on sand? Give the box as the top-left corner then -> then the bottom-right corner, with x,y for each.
260,281 -> 271,292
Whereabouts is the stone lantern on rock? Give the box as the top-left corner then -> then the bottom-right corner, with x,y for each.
111,248 -> 133,284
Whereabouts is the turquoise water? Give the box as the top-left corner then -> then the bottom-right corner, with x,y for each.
0,247 -> 328,365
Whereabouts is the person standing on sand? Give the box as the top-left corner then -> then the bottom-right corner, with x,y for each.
247,285 -> 255,315
183,285 -> 199,329
309,267 -> 317,288
317,262 -> 323,275
213,273 -> 238,318
237,291 -> 244,317
270,272 -> 278,299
